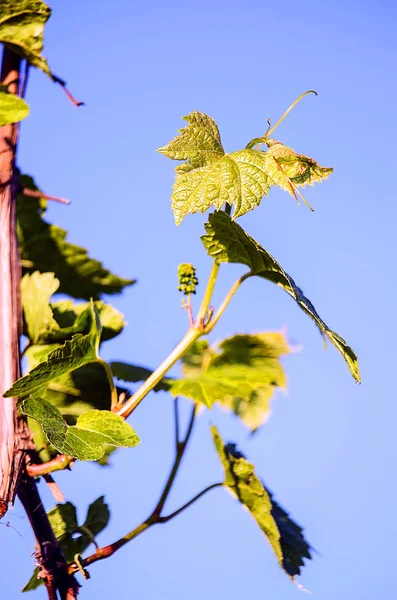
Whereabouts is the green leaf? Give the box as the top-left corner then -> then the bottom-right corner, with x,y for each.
5,301 -> 101,398
22,567 -> 42,592
211,426 -> 284,573
0,0 -> 53,78
21,272 -> 60,344
51,300 -> 125,342
202,212 -> 360,382
21,272 -> 125,345
0,90 -> 29,125
219,438 -> 312,578
17,175 -> 135,300
24,346 -> 130,464
47,502 -> 78,539
158,112 -> 272,224
168,334 -> 289,430
158,111 -> 225,168
110,361 -> 170,392
169,149 -> 271,225
81,496 -> 110,538
19,397 -> 139,460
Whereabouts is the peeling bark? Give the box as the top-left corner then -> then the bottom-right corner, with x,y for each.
0,48 -> 32,517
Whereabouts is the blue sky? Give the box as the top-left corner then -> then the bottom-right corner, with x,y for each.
1,1 -> 396,598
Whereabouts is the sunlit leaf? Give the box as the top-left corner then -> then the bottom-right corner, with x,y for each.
22,272 -> 125,345
19,397 -> 139,460
17,175 -> 135,300
222,439 -> 312,577
169,150 -> 271,225
158,111 -> 225,168
21,272 -> 60,344
168,334 -> 288,429
0,0 -> 53,78
5,301 -> 101,398
202,212 -> 360,382
211,426 -> 284,572
0,90 -> 29,125
51,299 -> 125,342
158,112 -> 271,224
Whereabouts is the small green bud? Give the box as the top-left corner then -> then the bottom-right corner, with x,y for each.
178,263 -> 198,295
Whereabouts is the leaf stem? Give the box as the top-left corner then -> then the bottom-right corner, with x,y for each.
196,261 -> 220,327
98,358 -> 118,409
205,271 -> 253,334
68,478 -> 222,573
266,90 -> 317,138
68,403 -> 223,574
159,483 -> 224,522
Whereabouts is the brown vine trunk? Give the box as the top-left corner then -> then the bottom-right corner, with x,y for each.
0,47 -> 31,518
0,48 -> 79,598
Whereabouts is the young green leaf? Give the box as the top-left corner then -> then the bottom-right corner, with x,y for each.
22,272 -> 125,345
81,496 -> 110,538
264,137 -> 332,186
222,440 -> 312,578
202,212 -> 360,382
158,111 -> 272,224
47,502 -> 78,539
211,426 -> 284,573
5,301 -> 101,398
0,90 -> 29,126
158,111 -> 225,168
21,272 -> 60,344
168,149 -> 271,225
51,299 -> 125,342
245,137 -> 333,208
168,334 -> 288,429
19,397 -> 139,460
17,175 -> 135,299
0,0 -> 53,78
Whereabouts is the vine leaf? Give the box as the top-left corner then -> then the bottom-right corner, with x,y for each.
168,149 -> 271,225
110,361 -> 170,392
0,89 -> 29,126
19,397 -> 139,460
246,137 -> 333,209
5,301 -> 101,398
214,434 -> 312,578
169,333 -> 289,429
17,175 -> 135,300
158,111 -> 225,168
21,272 -> 59,344
110,334 -> 289,430
50,299 -> 125,343
202,212 -> 360,382
23,497 -> 110,592
0,0 -> 54,78
211,426 -> 284,573
158,111 -> 271,224
22,271 -> 126,344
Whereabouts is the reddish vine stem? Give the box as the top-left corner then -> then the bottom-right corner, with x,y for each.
68,403 -> 223,575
